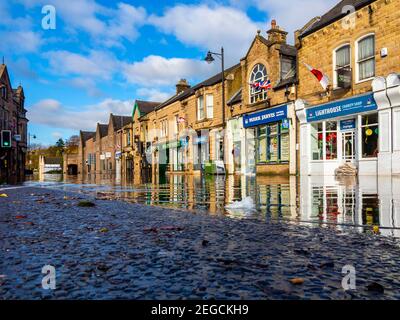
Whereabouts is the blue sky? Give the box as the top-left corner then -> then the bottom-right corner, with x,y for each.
0,0 -> 337,146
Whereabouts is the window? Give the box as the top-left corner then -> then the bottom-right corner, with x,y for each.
325,121 -> 338,160
357,35 -> 375,81
311,123 -> 323,160
250,64 -> 268,104
160,119 -> 168,138
256,121 -> 289,163
126,131 -> 131,146
280,55 -> 296,81
197,96 -> 205,120
334,44 -> 351,87
206,94 -> 213,119
1,86 -> 7,100
361,113 -> 378,158
174,115 -> 179,135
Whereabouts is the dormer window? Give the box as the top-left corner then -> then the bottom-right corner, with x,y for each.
249,63 -> 268,104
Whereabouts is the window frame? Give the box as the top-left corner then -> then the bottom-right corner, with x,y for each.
355,33 -> 375,83
332,43 -> 351,89
197,95 -> 205,121
249,63 -> 268,104
206,94 -> 213,119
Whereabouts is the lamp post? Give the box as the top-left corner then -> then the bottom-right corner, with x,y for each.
204,47 -> 226,167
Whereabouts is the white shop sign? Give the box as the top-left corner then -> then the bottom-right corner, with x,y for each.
105,152 -> 112,158
100,154 -> 106,160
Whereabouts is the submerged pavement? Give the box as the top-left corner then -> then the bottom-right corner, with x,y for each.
1,186 -> 400,300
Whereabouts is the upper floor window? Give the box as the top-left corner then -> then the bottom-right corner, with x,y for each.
206,94 -> 213,119
197,95 -> 205,121
250,63 -> 268,104
126,130 -> 131,146
1,86 -> 7,100
280,55 -> 296,81
357,35 -> 375,81
334,44 -> 351,88
160,119 -> 168,138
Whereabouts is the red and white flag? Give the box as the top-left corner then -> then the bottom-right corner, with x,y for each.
303,63 -> 330,90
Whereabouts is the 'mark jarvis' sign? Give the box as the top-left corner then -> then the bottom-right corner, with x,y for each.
306,93 -> 377,122
243,105 -> 288,128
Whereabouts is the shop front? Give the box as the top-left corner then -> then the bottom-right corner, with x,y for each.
296,92 -> 379,176
243,103 -> 297,176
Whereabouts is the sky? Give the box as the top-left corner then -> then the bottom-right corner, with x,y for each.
0,0 -> 338,146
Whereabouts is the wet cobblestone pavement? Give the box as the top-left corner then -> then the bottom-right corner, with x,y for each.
1,186 -> 400,300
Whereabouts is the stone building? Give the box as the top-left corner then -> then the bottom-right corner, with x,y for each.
295,0 -> 400,176
225,21 -> 298,176
0,64 -> 28,184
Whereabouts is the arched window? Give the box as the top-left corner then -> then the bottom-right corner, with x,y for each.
249,63 -> 268,104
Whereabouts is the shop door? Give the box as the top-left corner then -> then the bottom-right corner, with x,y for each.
342,131 -> 356,162
233,141 -> 241,173
246,128 -> 256,174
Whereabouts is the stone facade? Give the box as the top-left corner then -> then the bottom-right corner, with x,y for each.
295,0 -> 400,176
0,64 -> 28,184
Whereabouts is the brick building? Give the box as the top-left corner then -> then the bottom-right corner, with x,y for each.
295,0 -> 400,176
0,64 -> 28,184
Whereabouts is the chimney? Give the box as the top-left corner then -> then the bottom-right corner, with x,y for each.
176,79 -> 190,94
267,19 -> 288,44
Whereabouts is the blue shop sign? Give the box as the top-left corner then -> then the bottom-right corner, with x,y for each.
340,119 -> 356,131
243,105 -> 288,128
306,93 -> 377,122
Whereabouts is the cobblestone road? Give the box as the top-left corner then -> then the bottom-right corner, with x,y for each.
1,186 -> 400,299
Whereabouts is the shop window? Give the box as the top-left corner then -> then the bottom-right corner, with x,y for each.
256,121 -> 289,164
206,94 -> 213,119
311,123 -> 323,160
325,121 -> 337,160
361,113 -> 379,158
334,44 -> 351,88
197,96 -> 205,120
249,64 -> 268,104
357,35 -> 375,81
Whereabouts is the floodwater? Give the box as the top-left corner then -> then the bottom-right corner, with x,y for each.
25,173 -> 400,237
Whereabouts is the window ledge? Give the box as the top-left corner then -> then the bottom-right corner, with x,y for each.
355,77 -> 374,85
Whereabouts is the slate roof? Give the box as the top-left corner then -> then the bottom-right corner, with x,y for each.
136,100 -> 161,115
111,114 -> 132,131
155,63 -> 241,111
227,88 -> 242,106
81,131 -> 95,142
98,124 -> 108,138
300,0 -> 377,38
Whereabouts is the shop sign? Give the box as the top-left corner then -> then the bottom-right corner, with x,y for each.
340,119 -> 356,131
158,140 -> 182,150
306,93 -> 377,122
100,154 -> 106,160
180,137 -> 189,148
243,105 -> 288,128
115,151 -> 122,159
105,152 -> 112,158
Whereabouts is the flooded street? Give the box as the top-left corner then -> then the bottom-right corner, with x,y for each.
25,174 -> 400,238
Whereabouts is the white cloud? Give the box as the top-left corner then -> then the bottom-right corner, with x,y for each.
16,0 -> 147,47
44,50 -> 118,79
136,88 -> 173,102
149,4 -> 263,63
67,78 -> 103,97
229,0 -> 338,42
29,98 -> 133,131
122,55 -> 218,87
0,30 -> 42,53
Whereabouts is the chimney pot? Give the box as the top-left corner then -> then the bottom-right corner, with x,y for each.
271,20 -> 277,29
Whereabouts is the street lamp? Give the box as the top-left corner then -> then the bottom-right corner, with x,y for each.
204,48 -> 226,165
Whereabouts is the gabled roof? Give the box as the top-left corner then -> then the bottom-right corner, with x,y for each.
81,131 -> 95,142
135,100 -> 160,117
300,0 -> 377,38
227,88 -> 242,106
155,63 -> 241,111
0,64 -> 12,88
241,35 -> 272,61
98,124 -> 108,138
111,114 -> 132,131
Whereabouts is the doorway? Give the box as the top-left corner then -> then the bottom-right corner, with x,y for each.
342,131 -> 356,162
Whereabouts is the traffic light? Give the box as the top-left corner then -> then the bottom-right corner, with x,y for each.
1,130 -> 12,148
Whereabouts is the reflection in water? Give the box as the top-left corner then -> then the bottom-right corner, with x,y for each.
25,173 -> 400,237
